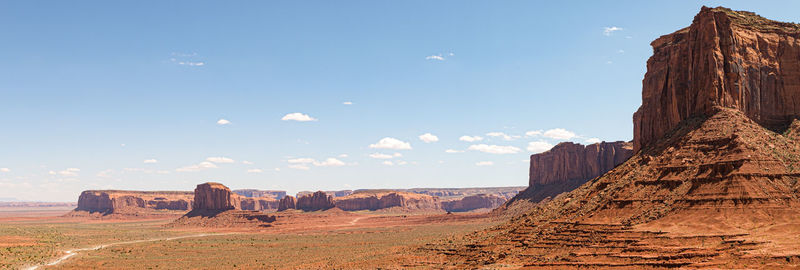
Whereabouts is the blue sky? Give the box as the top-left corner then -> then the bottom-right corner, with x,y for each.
1,1 -> 798,201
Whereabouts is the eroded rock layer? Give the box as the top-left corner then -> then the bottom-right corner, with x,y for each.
633,6 -> 800,152
296,191 -> 335,211
440,194 -> 506,212
278,195 -> 297,211
333,192 -> 440,211
75,190 -> 193,214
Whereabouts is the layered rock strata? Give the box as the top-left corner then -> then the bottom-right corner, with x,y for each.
75,190 -> 193,214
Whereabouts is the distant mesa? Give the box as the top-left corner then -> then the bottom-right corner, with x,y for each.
440,194 -> 506,212
71,190 -> 193,217
333,191 -> 440,212
296,191 -> 336,211
277,195 -> 297,211
233,189 -> 286,200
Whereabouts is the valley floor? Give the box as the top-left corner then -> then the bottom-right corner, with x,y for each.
0,207 -> 496,269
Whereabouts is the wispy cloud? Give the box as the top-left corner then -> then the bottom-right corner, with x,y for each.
425,55 -> 445,61
486,132 -> 520,141
242,160 -> 254,165
342,101 -> 353,105
369,137 -> 412,150
603,26 -> 623,36
475,161 -> 494,166
217,119 -> 231,125
58,168 -> 80,176
445,149 -> 464,153
467,144 -> 521,154
287,157 -> 348,168
418,133 -> 439,143
459,135 -> 483,142
542,128 -> 576,140
143,159 -> 158,164
281,112 -> 317,122
176,162 -> 217,172
0,168 -> 9,173
169,52 -> 205,66
527,141 -> 554,153
206,157 -> 235,164
247,169 -> 263,173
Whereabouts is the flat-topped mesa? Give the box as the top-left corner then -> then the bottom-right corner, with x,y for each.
192,182 -> 239,211
633,6 -> 800,152
440,194 -> 506,212
530,141 -> 633,186
233,189 -> 286,200
75,190 -> 193,214
296,191 -> 335,211
333,191 -> 440,211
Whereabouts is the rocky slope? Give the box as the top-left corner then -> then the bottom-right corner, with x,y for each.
437,7 -> 800,268
333,191 -> 440,211
633,6 -> 800,152
74,190 -> 193,215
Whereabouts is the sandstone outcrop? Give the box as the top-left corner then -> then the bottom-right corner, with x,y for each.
633,6 -> 800,152
192,182 -> 239,211
296,191 -> 335,211
75,190 -> 193,214
440,194 -> 506,212
443,7 -> 800,268
296,190 -> 353,198
238,197 -> 279,211
278,195 -> 297,211
333,192 -> 440,211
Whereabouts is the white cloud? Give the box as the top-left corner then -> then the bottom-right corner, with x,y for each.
217,119 -> 231,125
525,130 -> 543,137
281,112 -> 317,122
58,168 -> 81,176
369,137 -> 412,150
288,158 -> 315,164
369,153 -> 394,159
170,58 -> 205,66
382,161 -> 394,166
313,158 -> 346,167
459,135 -> 483,142
397,161 -> 408,165
143,159 -> 158,164
338,154 -> 348,158
527,141 -> 554,154
206,157 -> 235,164
274,168 -> 281,172
418,133 -> 439,143
603,26 -> 623,36
48,171 -> 56,175
342,101 -> 353,105
288,164 -> 310,170
445,149 -> 464,153
242,160 -> 254,165
617,49 -> 625,54
585,138 -> 602,144
543,128 -> 576,140
475,161 -> 494,166
176,162 -> 217,172
486,132 -> 520,141
467,144 -> 521,154
247,169 -> 263,173
0,168 -> 9,173
425,55 -> 445,61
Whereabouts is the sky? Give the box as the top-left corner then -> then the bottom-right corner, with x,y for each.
1,1 -> 799,202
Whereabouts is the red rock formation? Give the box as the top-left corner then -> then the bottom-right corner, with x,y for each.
278,195 -> 296,211
333,192 -> 440,211
440,194 -> 506,212
529,141 -> 633,187
296,191 -> 335,211
192,182 -> 239,211
239,197 -> 279,211
233,189 -> 286,200
633,6 -> 800,152
75,190 -> 193,214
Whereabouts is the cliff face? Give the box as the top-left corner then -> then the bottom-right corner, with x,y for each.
239,197 -> 279,211
633,6 -> 800,152
277,195 -> 297,211
75,190 -> 193,214
192,182 -> 239,211
441,194 -> 506,212
296,191 -> 335,211
529,141 -> 633,186
333,192 -> 440,211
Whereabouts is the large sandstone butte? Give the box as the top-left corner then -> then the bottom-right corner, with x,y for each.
507,141 -> 632,205
333,191 -> 440,211
633,6 -> 800,152
435,7 -> 800,268
74,190 -> 193,215
192,182 -> 239,212
296,191 -> 335,211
